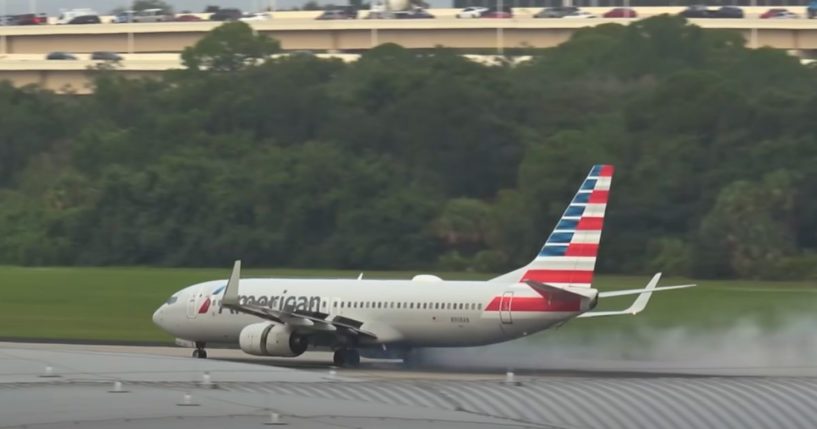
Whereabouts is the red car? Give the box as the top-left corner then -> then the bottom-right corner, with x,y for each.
760,8 -> 796,18
603,7 -> 637,18
11,13 -> 47,25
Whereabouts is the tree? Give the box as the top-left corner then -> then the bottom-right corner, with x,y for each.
181,22 -> 281,72
693,172 -> 798,279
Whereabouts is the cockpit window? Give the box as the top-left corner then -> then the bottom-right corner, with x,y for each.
165,296 -> 178,305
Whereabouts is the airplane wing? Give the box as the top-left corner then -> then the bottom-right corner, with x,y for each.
577,273 -> 696,318
221,260 -> 377,339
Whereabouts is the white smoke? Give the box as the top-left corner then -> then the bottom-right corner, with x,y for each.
419,317 -> 817,376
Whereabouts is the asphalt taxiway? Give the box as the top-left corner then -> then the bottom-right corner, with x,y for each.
2,342 -> 817,429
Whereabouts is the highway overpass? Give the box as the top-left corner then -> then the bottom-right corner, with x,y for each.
1,7 -> 816,93
1,12 -> 817,54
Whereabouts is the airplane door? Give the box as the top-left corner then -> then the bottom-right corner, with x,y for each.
186,285 -> 205,319
500,292 -> 513,324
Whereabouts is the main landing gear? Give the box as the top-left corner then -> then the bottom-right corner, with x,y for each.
192,341 -> 207,359
333,349 -> 360,368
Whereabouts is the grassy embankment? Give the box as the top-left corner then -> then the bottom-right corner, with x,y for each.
1,266 -> 814,343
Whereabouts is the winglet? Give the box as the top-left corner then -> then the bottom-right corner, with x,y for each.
223,260 -> 241,306
625,272 -> 661,315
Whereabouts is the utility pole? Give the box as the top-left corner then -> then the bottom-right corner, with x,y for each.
496,0 -> 504,56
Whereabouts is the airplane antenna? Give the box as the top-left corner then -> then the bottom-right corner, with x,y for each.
357,272 -> 364,280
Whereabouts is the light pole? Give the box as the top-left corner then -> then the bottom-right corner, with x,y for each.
1,0 -> 7,56
497,0 -> 504,56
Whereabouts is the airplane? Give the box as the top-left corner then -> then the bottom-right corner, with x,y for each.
152,164 -> 695,367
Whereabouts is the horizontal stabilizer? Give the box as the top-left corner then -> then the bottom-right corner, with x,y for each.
525,280 -> 597,299
598,283 -> 696,298
577,273 -> 695,318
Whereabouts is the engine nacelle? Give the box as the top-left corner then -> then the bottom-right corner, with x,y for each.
238,322 -> 308,357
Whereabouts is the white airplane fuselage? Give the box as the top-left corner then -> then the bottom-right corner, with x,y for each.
151,164 -> 691,365
153,277 -> 588,349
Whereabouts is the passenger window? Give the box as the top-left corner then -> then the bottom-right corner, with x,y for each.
478,303 -> 483,310
333,302 -> 337,308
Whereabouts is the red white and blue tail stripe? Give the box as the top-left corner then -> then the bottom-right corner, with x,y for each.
491,164 -> 613,287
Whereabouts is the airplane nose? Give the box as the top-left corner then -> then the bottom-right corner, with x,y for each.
152,307 -> 164,327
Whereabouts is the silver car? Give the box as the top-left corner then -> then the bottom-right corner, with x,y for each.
131,8 -> 173,22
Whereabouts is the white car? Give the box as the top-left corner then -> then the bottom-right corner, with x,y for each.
456,7 -> 488,18
562,10 -> 597,18
55,8 -> 99,24
240,12 -> 273,21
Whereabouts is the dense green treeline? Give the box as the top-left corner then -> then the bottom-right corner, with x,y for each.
1,16 -> 816,279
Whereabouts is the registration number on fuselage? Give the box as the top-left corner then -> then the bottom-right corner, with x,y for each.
450,317 -> 470,324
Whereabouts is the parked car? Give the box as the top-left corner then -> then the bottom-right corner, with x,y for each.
603,7 -> 637,18
46,51 -> 77,60
132,8 -> 173,22
680,5 -> 744,18
393,9 -> 435,18
91,51 -> 123,61
563,10 -> 596,18
456,7 -> 488,18
760,8 -> 798,18
808,0 -> 817,18
175,14 -> 203,21
316,8 -> 357,19
56,8 -> 100,24
534,6 -> 579,18
481,7 -> 512,18
714,6 -> 744,18
240,12 -> 273,21
10,13 -> 47,25
679,5 -> 713,18
68,15 -> 102,24
209,8 -> 243,21
113,10 -> 134,22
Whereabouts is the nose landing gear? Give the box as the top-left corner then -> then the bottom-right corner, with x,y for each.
333,349 -> 360,368
192,342 -> 207,359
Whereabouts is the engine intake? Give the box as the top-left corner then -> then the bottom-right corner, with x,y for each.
238,322 -> 308,357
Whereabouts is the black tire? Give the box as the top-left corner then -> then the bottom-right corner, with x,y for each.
333,349 -> 360,368
333,350 -> 346,367
346,349 -> 360,368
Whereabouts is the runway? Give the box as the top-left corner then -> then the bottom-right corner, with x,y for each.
2,341 -> 817,429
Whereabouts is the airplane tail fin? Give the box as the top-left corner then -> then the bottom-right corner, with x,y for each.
491,164 -> 613,287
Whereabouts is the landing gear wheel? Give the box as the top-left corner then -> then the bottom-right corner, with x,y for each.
333,349 -> 360,368
346,349 -> 360,367
333,350 -> 346,367
193,342 -> 207,359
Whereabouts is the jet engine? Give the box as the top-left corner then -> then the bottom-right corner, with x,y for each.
238,322 -> 308,357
